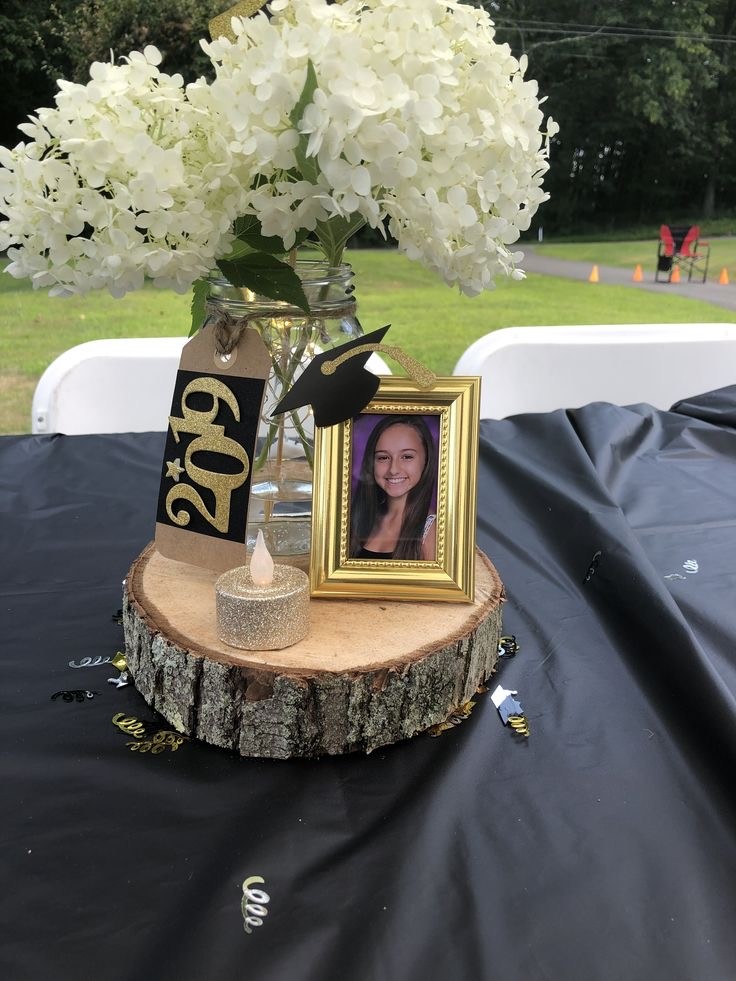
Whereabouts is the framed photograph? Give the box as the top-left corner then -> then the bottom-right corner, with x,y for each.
310,376 -> 480,602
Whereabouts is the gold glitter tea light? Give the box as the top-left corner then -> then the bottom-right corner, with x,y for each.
215,532 -> 309,650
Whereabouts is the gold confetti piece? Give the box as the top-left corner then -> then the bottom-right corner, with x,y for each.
152,730 -> 187,751
427,721 -> 456,737
428,698 -> 480,736
126,730 -> 188,754
111,651 -> 128,671
112,712 -> 146,739
456,699 -> 476,717
507,715 -> 530,737
210,1 -> 268,42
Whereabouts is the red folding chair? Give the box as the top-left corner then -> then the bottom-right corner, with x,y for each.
656,224 -> 711,283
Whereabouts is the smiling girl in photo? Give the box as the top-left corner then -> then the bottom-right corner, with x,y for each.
349,414 -> 437,561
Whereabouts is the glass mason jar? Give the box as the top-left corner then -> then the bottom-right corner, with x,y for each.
206,261 -> 362,562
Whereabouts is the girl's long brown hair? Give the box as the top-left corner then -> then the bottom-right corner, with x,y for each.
349,414 -> 436,560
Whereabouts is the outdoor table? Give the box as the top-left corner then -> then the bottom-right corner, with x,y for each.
2,387 -> 736,981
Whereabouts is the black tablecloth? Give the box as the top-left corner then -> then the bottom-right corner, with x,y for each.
2,389 -> 736,981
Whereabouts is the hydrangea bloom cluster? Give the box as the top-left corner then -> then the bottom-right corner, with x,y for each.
0,0 -> 557,300
0,46 -> 248,296
199,0 -> 557,294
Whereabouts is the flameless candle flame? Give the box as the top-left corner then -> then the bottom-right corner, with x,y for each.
250,530 -> 275,587
215,529 -> 309,650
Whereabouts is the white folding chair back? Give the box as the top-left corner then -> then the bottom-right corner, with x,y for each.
453,324 -> 736,419
32,338 -> 188,434
32,337 -> 392,435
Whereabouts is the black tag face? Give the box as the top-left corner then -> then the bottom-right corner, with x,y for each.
156,369 -> 265,544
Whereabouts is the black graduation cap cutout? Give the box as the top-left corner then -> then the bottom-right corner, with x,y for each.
272,325 -> 437,427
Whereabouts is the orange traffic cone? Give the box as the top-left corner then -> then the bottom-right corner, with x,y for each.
633,264 -> 643,282
670,265 -> 681,283
719,267 -> 730,285
588,264 -> 599,283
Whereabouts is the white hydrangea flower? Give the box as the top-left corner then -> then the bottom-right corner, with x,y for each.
0,0 -> 557,300
198,0 -> 557,293
0,46 -> 248,297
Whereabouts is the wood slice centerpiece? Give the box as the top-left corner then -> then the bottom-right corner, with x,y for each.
123,544 -> 504,759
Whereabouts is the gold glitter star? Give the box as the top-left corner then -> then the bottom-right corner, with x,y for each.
209,1 -> 268,42
165,458 -> 185,482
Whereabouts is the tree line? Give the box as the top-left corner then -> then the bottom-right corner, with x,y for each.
484,0 -> 736,233
0,1 -> 223,149
2,1 -> 735,235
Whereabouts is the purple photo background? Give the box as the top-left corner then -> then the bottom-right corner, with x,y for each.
350,413 -> 440,509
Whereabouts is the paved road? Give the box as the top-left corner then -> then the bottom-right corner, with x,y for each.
520,247 -> 736,313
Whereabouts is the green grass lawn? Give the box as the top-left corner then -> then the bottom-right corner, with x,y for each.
2,247 -> 735,434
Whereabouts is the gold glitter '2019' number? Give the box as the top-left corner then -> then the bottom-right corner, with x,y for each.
166,377 -> 250,534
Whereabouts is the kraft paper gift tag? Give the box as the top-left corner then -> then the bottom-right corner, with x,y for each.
154,323 -> 271,573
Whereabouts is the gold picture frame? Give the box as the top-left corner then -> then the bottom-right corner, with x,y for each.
310,376 -> 480,602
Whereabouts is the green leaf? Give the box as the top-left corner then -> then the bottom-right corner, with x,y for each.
231,215 -> 289,256
222,217 -> 312,265
289,58 -> 319,134
289,59 -> 320,185
315,213 -> 366,268
216,253 -> 311,314
189,278 -> 209,336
